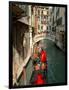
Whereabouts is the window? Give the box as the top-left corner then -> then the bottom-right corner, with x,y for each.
47,16 -> 48,19
52,27 -> 54,31
38,25 -> 40,30
41,20 -> 46,24
49,26 -> 51,30
52,7 -> 54,12
56,7 -> 60,17
47,26 -> 48,30
44,21 -> 46,24
41,26 -> 43,30
52,16 -> 54,25
50,18 -> 51,22
38,10 -> 40,15
52,27 -> 56,31
41,11 -> 43,15
46,8 -> 48,9
47,11 -> 48,14
44,15 -> 46,19
42,7 -> 44,9
56,17 -> 62,26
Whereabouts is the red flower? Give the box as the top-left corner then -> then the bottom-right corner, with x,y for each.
34,74 -> 46,85
40,50 -> 47,62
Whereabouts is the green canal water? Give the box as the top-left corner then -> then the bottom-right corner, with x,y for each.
44,39 -> 66,84
18,39 -> 66,85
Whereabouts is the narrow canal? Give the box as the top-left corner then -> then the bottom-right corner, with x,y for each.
45,39 -> 65,84
18,39 -> 65,85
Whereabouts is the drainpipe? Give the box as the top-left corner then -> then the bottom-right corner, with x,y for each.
40,9 -> 41,32
29,5 -> 33,51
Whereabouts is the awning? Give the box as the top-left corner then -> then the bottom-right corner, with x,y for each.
18,16 -> 34,28
18,16 -> 29,25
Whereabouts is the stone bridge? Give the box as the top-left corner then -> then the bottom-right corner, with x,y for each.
33,33 -> 55,45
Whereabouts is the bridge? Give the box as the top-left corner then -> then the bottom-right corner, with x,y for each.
33,33 -> 55,45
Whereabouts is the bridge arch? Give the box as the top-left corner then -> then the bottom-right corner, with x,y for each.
33,33 -> 55,45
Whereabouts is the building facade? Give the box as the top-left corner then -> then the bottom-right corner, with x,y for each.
32,6 -> 49,34
10,3 -> 33,85
49,6 -> 65,51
